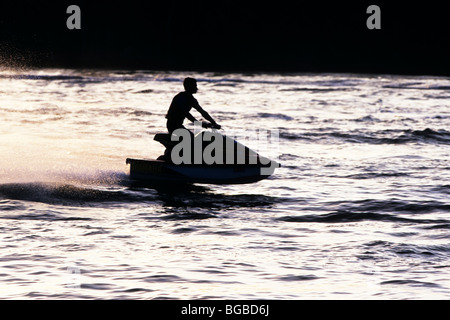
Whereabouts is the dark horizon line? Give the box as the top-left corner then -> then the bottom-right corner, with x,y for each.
1,46 -> 448,77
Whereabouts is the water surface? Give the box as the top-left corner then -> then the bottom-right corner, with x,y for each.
0,69 -> 449,299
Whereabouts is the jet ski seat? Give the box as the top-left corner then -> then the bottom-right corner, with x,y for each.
154,133 -> 174,148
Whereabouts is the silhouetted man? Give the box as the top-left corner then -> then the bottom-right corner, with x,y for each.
166,77 -> 221,134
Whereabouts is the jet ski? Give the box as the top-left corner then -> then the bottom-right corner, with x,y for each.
126,128 -> 280,185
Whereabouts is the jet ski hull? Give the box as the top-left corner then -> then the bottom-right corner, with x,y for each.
126,158 -> 278,185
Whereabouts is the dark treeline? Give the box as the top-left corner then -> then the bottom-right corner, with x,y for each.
0,1 -> 448,75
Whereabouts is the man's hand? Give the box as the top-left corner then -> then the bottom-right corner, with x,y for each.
202,122 -> 221,129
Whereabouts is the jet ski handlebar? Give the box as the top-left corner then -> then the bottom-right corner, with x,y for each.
201,122 -> 222,130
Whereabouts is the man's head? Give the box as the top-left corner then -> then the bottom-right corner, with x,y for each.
183,77 -> 198,94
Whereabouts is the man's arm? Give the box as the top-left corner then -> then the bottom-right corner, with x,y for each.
185,112 -> 197,123
193,104 -> 218,126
